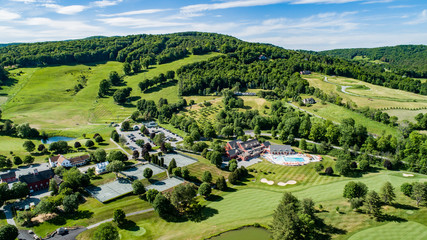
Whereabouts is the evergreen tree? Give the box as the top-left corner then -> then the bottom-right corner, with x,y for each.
380,181 -> 396,205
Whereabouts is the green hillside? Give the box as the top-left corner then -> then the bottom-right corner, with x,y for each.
319,45 -> 427,78
2,53 -> 220,131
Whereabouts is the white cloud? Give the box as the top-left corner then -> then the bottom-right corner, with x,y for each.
44,4 -> 87,15
91,0 -> 124,8
388,5 -> 416,9
180,0 -> 377,14
181,0 -> 286,14
245,32 -> 427,51
97,17 -> 187,28
23,17 -> 101,32
237,11 -> 359,37
98,8 -> 171,17
362,0 -> 393,4
0,9 -> 21,21
405,10 -> 427,25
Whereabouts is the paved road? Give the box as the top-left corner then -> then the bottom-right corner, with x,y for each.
2,205 -> 15,226
109,138 -> 132,157
86,208 -> 154,229
48,227 -> 88,240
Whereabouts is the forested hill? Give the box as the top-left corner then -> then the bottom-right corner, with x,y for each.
1,32 -> 427,95
0,32 -> 243,67
319,45 -> 427,78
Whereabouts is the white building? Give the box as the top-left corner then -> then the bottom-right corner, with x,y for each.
95,161 -> 109,174
49,154 -> 90,168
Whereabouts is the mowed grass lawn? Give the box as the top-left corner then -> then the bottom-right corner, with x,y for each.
28,195 -> 152,237
348,222 -> 427,240
2,53 -> 221,130
77,169 -> 427,240
297,101 -> 399,136
303,73 -> 427,109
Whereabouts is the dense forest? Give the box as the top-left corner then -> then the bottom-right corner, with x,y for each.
177,45 -> 427,96
319,45 -> 427,78
0,32 -> 238,67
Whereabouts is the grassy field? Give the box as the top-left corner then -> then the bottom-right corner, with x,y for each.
0,127 -> 118,168
303,73 -> 427,110
348,221 -> 427,240
2,53 -> 221,130
383,109 -> 427,123
25,195 -> 152,237
77,165 -> 427,240
295,101 -> 399,136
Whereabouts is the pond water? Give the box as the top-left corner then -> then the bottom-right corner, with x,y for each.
209,227 -> 271,240
42,136 -> 76,144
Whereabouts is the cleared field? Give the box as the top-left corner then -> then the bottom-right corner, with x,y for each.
240,95 -> 271,113
296,101 -> 399,136
383,109 -> 427,123
303,73 -> 427,109
348,221 -> 427,240
2,53 -> 221,130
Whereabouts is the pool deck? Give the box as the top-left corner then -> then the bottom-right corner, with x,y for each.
263,153 -> 321,166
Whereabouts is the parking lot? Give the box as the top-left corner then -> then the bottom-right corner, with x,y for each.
116,123 -> 184,156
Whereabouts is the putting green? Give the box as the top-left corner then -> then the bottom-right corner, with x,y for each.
119,223 -> 147,238
349,221 -> 427,240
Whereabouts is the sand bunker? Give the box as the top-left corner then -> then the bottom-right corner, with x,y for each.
260,178 -> 274,185
277,180 -> 297,186
403,173 -> 414,177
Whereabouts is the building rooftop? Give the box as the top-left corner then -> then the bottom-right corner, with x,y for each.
19,169 -> 54,184
269,145 -> 293,152
0,171 -> 16,180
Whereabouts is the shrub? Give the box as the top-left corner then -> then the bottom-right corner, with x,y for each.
198,182 -> 211,198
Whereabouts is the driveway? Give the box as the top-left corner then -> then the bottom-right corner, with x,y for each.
48,227 -> 88,240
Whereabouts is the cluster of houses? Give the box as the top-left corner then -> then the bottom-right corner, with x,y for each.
0,154 -> 110,194
226,139 -> 294,161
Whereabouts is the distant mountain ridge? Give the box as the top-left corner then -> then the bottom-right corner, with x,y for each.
319,45 -> 427,78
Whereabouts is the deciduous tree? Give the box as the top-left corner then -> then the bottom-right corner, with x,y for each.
93,222 -> 119,240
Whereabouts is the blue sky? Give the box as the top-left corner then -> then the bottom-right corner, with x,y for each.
0,0 -> 426,50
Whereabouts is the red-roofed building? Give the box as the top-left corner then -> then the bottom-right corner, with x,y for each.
0,171 -> 16,183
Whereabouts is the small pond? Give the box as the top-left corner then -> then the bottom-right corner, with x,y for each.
209,227 -> 271,240
42,136 -> 76,144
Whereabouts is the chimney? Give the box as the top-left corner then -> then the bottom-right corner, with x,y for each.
34,169 -> 38,175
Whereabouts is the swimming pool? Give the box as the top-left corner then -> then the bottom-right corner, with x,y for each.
267,154 -> 309,165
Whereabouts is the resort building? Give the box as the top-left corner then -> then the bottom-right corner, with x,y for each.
264,144 -> 294,155
49,154 -> 90,168
0,172 -> 16,183
19,169 -> 54,193
226,139 -> 271,161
